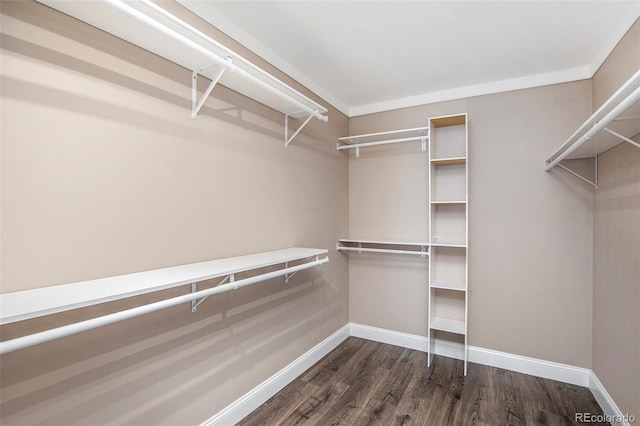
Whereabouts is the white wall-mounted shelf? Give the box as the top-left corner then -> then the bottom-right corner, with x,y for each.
36,0 -> 328,147
545,69 -> 640,187
337,238 -> 429,257
337,127 -> 429,158
0,247 -> 329,354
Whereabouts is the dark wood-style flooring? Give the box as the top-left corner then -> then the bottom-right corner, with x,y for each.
239,337 -> 605,425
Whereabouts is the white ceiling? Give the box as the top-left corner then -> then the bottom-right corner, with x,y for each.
177,1 -> 640,117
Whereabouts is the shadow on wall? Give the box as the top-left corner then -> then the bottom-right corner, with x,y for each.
1,0 -> 335,153
0,269 -> 342,424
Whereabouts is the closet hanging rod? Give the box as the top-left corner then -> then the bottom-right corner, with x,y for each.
0,256 -> 328,355
109,0 -> 328,123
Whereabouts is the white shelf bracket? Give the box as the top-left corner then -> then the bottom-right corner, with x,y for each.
191,274 -> 231,312
421,137 -> 427,152
284,261 -> 297,283
285,255 -> 320,283
557,158 -> 598,189
285,112 -> 315,147
421,245 -> 428,258
192,60 -> 230,119
603,127 -> 640,149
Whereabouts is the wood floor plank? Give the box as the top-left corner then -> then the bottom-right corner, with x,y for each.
239,338 -> 605,425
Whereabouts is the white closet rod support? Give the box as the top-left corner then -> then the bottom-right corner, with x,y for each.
557,163 -> 598,188
285,113 -> 314,147
106,0 -> 328,123
0,257 -> 328,355
545,84 -> 640,171
602,127 -> 640,149
192,65 -> 226,118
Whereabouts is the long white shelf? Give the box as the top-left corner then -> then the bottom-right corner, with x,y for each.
36,0 -> 328,145
337,238 -> 429,257
0,248 -> 329,354
337,127 -> 429,157
0,247 -> 327,325
546,69 -> 640,171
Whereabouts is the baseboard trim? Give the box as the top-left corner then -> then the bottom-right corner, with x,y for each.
202,322 -> 625,425
200,324 -> 350,426
349,322 -> 591,387
589,371 -> 631,426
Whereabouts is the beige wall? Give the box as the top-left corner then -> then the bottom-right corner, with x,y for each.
0,1 -> 349,424
349,81 -> 595,368
592,18 -> 640,419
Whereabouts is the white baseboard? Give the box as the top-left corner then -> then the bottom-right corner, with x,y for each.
468,345 -> 591,387
200,324 -> 350,426
349,322 -> 591,387
589,371 -> 632,426
202,322 -> 625,425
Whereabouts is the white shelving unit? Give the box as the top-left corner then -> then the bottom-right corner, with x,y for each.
337,238 -> 429,257
545,69 -> 640,187
0,248 -> 329,354
337,127 -> 429,158
427,113 -> 469,375
36,0 -> 328,147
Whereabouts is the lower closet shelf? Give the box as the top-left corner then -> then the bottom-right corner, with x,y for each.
430,316 -> 466,335
0,247 -> 329,354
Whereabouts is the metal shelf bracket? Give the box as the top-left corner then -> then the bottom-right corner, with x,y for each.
603,126 -> 640,149
192,59 -> 231,119
285,112 -> 315,147
557,157 -> 598,188
191,274 -> 233,312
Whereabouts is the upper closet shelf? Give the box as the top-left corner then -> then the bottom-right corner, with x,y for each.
337,238 -> 429,257
337,127 -> 429,158
545,69 -> 640,183
36,0 -> 328,147
0,247 -> 328,354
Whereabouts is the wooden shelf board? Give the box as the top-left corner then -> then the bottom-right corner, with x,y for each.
431,114 -> 466,128
431,157 -> 466,166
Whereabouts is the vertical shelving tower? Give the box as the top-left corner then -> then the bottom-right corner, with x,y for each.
427,113 -> 469,375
